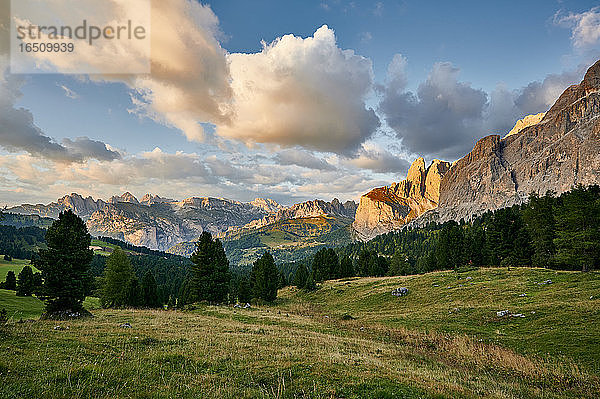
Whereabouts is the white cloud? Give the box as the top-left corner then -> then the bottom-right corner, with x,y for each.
221,25 -> 379,154
555,6 -> 600,49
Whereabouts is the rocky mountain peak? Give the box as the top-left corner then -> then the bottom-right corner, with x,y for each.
435,59 -> 600,223
109,192 -> 139,204
249,198 -> 284,213
353,157 -> 451,240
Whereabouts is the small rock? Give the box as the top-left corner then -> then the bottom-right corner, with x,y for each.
466,277 -> 473,281
433,284 -> 439,287
119,323 -> 132,328
519,293 -> 527,297
511,313 -> 525,318
53,325 -> 63,330
590,296 -> 594,300
391,287 -> 409,297
538,280 -> 553,285
531,311 -> 536,314
233,304 -> 241,308
496,310 -> 510,317
244,303 -> 251,309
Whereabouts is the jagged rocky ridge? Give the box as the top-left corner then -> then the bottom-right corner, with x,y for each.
7,193 -> 281,251
354,59 -> 600,238
352,158 -> 451,240
435,59 -> 600,222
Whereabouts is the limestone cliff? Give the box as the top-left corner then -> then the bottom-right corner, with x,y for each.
352,158 -> 451,240
436,59 -> 600,222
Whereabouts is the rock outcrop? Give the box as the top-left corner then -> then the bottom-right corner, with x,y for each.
504,112 -> 545,138
436,59 -> 600,222
353,158 -> 451,240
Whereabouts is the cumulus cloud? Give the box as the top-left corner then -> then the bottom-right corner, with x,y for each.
346,144 -> 410,174
380,59 -> 488,159
380,55 -> 587,160
275,149 -> 335,170
554,6 -> 600,49
221,25 -> 379,154
514,68 -> 585,115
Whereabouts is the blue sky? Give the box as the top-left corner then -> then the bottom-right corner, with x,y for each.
1,0 -> 599,205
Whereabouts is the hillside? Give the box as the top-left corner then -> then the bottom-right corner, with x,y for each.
0,268 -> 598,398
170,215 -> 354,267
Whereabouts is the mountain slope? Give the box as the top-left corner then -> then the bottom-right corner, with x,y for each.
7,193 -> 281,251
436,59 -> 600,222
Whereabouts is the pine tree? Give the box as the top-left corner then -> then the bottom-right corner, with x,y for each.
190,232 -> 231,303
16,265 -> 35,296
278,271 -> 288,289
101,247 -> 135,308
339,255 -> 354,278
522,192 -> 556,268
237,276 -> 252,303
304,274 -> 316,291
311,248 -> 339,281
436,221 -> 464,269
292,263 -> 308,288
554,186 -> 600,272
388,252 -> 410,276
34,210 -> 93,313
251,252 -> 279,302
141,271 -> 161,308
124,277 -> 143,307
3,270 -> 16,291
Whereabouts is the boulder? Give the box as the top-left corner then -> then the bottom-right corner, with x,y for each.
391,287 -> 409,297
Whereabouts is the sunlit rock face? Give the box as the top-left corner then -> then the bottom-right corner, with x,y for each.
436,60 -> 600,222
504,112 -> 546,138
352,157 -> 451,241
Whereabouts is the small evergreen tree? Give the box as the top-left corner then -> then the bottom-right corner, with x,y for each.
388,252 -> 410,276
190,232 -> 231,303
312,248 -> 339,281
278,270 -> 288,289
251,252 -> 279,302
3,270 -> 16,291
292,263 -> 308,288
237,276 -> 252,303
141,271 -> 161,308
124,277 -> 143,307
304,274 -> 316,291
339,255 -> 354,278
101,247 -> 135,308
554,186 -> 600,272
34,210 -> 93,313
16,265 -> 35,296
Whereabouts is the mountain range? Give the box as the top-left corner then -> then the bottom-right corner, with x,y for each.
5,60 -> 600,261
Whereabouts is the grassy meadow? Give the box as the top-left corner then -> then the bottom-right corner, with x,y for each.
0,267 -> 599,398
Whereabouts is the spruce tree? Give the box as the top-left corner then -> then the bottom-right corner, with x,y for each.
237,276 -> 252,303
554,186 -> 600,272
251,252 -> 279,302
34,210 -> 93,313
124,277 -> 144,307
523,192 -> 556,268
3,270 -> 16,291
339,255 -> 354,278
16,265 -> 35,296
292,263 -> 308,288
278,271 -> 288,289
190,232 -> 231,303
141,271 -> 161,308
101,247 -> 135,308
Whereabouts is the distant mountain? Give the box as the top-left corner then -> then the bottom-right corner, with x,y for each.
7,193 -> 282,251
168,198 -> 357,265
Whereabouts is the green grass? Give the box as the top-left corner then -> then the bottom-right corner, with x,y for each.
0,267 -> 598,398
0,256 -> 37,281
